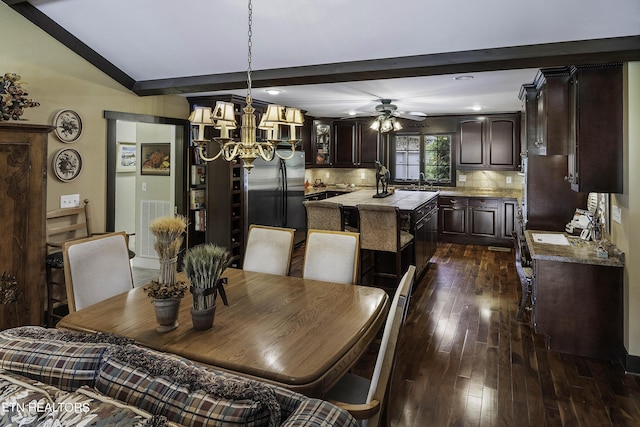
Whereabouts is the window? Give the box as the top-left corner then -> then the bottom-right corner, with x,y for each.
392,133 -> 453,185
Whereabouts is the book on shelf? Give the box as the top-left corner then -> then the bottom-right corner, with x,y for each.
190,164 -> 206,185
194,209 -> 206,231
190,189 -> 206,210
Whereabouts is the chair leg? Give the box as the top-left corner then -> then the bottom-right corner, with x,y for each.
516,278 -> 531,321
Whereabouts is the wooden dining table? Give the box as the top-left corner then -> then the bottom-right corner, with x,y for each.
57,268 -> 389,397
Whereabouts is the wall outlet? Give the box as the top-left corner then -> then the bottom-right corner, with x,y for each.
459,174 -> 466,182
360,172 -> 366,179
612,205 -> 622,224
60,194 -> 80,208
506,176 -> 512,184
142,182 -> 147,192
325,172 -> 330,178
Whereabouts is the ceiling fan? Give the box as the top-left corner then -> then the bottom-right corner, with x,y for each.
373,99 -> 427,122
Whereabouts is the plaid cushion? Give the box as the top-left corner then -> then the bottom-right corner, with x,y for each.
0,327 -> 130,392
95,345 -> 275,426
280,398 -> 358,427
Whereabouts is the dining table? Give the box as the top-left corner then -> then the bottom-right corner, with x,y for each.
57,268 -> 389,397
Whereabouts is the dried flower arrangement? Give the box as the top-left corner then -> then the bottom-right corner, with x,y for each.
148,215 -> 189,260
0,73 -> 39,121
183,244 -> 232,310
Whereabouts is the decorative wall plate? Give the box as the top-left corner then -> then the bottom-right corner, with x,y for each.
52,148 -> 82,182
53,109 -> 83,143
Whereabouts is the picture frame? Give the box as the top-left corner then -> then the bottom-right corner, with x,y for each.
116,142 -> 136,173
140,143 -> 171,176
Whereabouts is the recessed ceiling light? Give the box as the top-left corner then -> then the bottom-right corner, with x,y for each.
265,89 -> 282,95
347,111 -> 357,116
454,75 -> 474,81
470,105 -> 482,111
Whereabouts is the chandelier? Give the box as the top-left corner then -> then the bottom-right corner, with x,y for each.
188,0 -> 304,172
370,115 -> 402,133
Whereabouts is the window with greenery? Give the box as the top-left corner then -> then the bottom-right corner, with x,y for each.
424,135 -> 452,184
392,133 -> 453,185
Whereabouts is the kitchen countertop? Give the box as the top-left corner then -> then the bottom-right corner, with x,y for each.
525,230 -> 624,267
326,189 -> 439,211
437,187 -> 522,200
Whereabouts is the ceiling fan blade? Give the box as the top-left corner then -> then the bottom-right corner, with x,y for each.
395,112 -> 427,121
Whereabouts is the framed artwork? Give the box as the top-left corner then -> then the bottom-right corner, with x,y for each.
52,148 -> 82,182
140,143 -> 171,175
53,109 -> 83,143
116,142 -> 136,172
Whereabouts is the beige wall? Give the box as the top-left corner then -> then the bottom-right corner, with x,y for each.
0,3 -> 189,232
611,62 -> 640,356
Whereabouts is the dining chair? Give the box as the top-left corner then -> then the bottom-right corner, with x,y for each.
45,199 -> 93,325
326,265 -> 416,427
242,224 -> 296,276
63,231 -> 134,313
302,229 -> 360,285
303,200 -> 345,231
357,204 -> 414,289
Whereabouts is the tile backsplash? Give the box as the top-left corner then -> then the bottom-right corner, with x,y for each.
306,168 -> 524,190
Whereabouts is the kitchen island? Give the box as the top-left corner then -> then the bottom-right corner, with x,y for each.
327,189 -> 439,280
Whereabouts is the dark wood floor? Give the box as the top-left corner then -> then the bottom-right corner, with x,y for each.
292,242 -> 640,427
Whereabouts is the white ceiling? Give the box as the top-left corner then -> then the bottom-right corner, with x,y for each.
26,0 -> 640,118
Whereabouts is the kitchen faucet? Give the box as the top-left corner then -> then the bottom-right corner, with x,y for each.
418,172 -> 426,190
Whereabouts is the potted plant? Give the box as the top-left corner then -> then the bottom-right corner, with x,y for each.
183,243 -> 232,330
143,279 -> 187,332
146,214 -> 188,332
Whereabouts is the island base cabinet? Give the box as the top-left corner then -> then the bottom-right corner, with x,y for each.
532,259 -> 623,362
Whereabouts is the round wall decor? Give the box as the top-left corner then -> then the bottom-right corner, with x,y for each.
53,109 -> 83,143
52,148 -> 82,182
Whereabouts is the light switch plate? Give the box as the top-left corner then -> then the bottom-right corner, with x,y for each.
612,205 -> 622,224
459,174 -> 466,182
506,176 -> 512,184
60,194 -> 80,208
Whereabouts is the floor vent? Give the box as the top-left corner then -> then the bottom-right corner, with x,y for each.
488,246 -> 512,252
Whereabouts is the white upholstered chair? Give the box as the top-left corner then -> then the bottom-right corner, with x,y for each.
63,231 -> 134,313
303,229 -> 360,285
243,224 -> 296,276
326,265 -> 416,427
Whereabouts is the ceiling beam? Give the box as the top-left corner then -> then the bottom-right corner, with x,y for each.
133,36 -> 640,96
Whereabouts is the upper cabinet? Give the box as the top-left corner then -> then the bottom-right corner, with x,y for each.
311,119 -> 333,166
457,114 -> 521,170
567,63 -> 623,193
532,67 -> 571,156
333,120 -> 379,167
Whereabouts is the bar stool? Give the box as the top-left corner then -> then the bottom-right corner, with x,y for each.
303,200 -> 345,231
357,204 -> 414,290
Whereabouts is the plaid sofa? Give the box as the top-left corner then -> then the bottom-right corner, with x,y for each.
0,326 -> 357,427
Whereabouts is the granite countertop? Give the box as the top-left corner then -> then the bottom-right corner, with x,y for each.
304,185 -> 367,196
327,189 -> 439,211
525,230 -> 625,267
437,187 -> 523,200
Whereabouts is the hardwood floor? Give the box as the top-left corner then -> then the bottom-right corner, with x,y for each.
292,242 -> 640,426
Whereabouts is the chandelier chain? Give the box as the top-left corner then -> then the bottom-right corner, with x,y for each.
246,0 -> 253,106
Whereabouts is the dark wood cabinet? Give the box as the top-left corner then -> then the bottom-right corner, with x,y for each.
412,198 -> 438,278
334,120 -> 379,167
0,123 -> 51,328
468,198 -> 499,239
457,114 -> 520,170
311,119 -> 333,166
532,67 -> 571,156
567,63 -> 623,193
439,195 -> 515,245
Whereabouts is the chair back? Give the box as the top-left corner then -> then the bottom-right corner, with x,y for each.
46,199 -> 92,253
357,204 -> 400,252
365,265 -> 416,426
243,225 -> 295,276
303,200 -> 344,231
63,231 -> 134,312
303,229 -> 360,284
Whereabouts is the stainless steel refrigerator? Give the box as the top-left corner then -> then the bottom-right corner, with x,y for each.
246,150 -> 306,245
